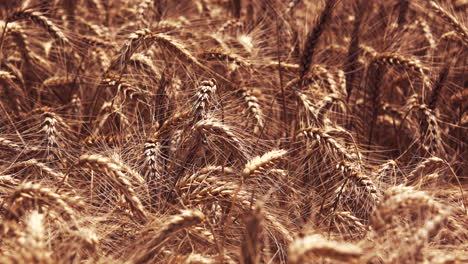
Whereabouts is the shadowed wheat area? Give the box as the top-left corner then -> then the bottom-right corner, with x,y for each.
0,0 -> 467,263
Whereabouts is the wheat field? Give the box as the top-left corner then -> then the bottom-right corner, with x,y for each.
0,0 -> 467,263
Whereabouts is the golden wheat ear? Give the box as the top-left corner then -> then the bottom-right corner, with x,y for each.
429,1 -> 468,46
192,79 -> 217,124
9,9 -> 70,45
132,210 -> 205,264
78,153 -> 148,222
288,234 -> 363,264
300,0 -> 337,80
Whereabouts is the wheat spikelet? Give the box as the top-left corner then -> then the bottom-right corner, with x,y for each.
176,165 -> 234,187
193,119 -> 245,156
75,16 -> 105,36
174,252 -> 236,264
178,169 -> 294,244
359,44 -> 378,58
117,80 -> 152,100
288,234 -> 363,263
79,152 -> 145,184
336,68 -> 346,95
94,47 -> 111,69
133,210 -> 205,264
93,99 -> 131,136
242,149 -> 287,178
100,73 -> 151,100
192,119 -> 247,158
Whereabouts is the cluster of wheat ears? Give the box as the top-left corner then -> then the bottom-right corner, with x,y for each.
0,0 -> 467,263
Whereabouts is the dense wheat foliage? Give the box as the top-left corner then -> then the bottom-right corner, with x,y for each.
0,0 -> 467,263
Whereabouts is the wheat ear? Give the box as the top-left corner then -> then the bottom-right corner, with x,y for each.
78,154 -> 147,221
288,234 -> 363,264
9,9 -> 69,44
429,1 -> 468,46
133,210 -> 205,264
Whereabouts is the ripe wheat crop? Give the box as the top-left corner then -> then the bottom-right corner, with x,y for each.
0,0 -> 467,263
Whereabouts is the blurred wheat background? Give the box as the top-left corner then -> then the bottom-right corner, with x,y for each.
0,0 -> 467,263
